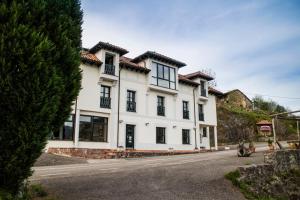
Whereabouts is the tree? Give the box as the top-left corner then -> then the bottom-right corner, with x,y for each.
0,0 -> 82,196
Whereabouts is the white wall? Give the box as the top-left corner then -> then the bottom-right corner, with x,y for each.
47,53 -> 218,151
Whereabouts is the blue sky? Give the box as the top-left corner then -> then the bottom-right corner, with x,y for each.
81,0 -> 300,110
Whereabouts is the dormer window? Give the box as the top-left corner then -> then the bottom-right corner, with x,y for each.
104,53 -> 115,75
151,62 -> 176,90
200,80 -> 207,97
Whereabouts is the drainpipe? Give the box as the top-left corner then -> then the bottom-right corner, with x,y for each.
73,97 -> 78,143
193,87 -> 198,150
117,66 -> 121,148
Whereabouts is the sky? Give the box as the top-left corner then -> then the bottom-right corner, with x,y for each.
81,0 -> 300,110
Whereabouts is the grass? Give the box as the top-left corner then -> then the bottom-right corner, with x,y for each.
0,184 -> 58,200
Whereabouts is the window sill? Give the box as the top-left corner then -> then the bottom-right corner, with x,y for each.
149,84 -> 178,95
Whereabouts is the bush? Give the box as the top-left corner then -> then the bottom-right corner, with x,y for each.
0,0 -> 82,196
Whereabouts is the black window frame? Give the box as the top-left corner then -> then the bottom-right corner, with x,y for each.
79,115 -> 108,142
182,101 -> 189,119
151,62 -> 176,90
157,96 -> 165,116
51,115 -> 75,141
198,104 -> 204,121
200,80 -> 207,97
127,90 -> 136,112
182,129 -> 190,144
100,85 -> 111,108
203,127 -> 207,137
156,127 -> 166,144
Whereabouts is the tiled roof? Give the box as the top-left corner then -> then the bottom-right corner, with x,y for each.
256,120 -> 272,125
80,50 -> 102,66
89,41 -> 129,56
178,74 -> 199,87
131,51 -> 186,68
184,71 -> 214,81
208,87 -> 223,96
223,89 -> 252,102
120,56 -> 150,74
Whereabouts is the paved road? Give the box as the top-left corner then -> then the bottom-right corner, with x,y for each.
31,148 -> 266,200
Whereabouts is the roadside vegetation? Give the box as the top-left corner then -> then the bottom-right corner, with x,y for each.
0,0 -> 82,198
225,169 -> 300,200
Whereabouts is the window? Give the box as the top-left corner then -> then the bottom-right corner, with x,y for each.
182,129 -> 190,144
51,115 -> 74,140
156,127 -> 166,144
200,80 -> 206,97
199,104 -> 204,121
151,62 -> 176,89
104,53 -> 115,75
202,127 -> 207,137
79,115 -> 108,142
157,96 -> 165,116
183,101 -> 189,119
100,85 -> 111,108
127,90 -> 136,112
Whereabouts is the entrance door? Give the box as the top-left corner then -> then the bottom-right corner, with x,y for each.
126,124 -> 135,149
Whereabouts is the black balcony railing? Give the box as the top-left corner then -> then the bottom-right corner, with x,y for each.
104,64 -> 115,75
100,97 -> 111,108
201,89 -> 207,97
199,113 -> 204,121
127,101 -> 136,112
157,106 -> 165,116
183,110 -> 189,119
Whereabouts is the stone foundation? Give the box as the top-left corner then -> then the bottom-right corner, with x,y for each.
47,148 -> 208,159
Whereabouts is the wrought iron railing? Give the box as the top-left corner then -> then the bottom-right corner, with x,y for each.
157,106 -> 165,116
100,97 -> 111,108
183,110 -> 189,119
104,64 -> 115,75
199,113 -> 204,121
201,89 -> 207,97
127,101 -> 136,112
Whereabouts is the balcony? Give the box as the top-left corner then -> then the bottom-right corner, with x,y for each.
100,97 -> 111,109
127,101 -> 136,112
201,89 -> 207,97
199,113 -> 204,121
104,64 -> 115,75
157,106 -> 165,116
183,111 -> 189,119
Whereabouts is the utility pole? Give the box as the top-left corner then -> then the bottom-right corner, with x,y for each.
297,120 -> 299,141
272,117 -> 277,150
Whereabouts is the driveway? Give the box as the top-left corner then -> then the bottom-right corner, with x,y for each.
31,148 -> 266,200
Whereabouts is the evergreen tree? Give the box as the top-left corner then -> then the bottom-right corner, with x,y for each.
0,0 -> 82,195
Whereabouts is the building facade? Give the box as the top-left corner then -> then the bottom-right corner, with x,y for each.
47,41 -> 221,157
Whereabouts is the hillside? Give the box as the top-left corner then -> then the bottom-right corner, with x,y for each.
217,105 -> 298,145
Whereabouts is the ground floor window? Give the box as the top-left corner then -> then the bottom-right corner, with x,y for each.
79,115 -> 108,142
202,127 -> 207,137
51,115 -> 74,140
182,129 -> 190,144
156,127 -> 166,144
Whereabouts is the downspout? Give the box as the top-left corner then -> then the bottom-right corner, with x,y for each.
117,66 -> 121,148
193,87 -> 198,150
73,97 -> 78,144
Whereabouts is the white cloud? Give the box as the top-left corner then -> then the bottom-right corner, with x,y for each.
81,1 -> 300,110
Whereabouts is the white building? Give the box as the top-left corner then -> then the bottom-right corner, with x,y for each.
47,41 -> 223,158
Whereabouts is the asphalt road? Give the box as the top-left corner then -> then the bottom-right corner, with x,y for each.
31,148 -> 266,200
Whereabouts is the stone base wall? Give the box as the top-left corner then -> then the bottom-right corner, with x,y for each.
237,150 -> 300,199
47,148 -> 208,159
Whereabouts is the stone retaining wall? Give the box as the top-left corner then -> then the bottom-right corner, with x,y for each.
237,150 -> 300,199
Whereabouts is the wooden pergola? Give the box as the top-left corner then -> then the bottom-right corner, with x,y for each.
270,110 -> 300,149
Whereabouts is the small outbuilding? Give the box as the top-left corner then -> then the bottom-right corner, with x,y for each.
256,120 -> 272,137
